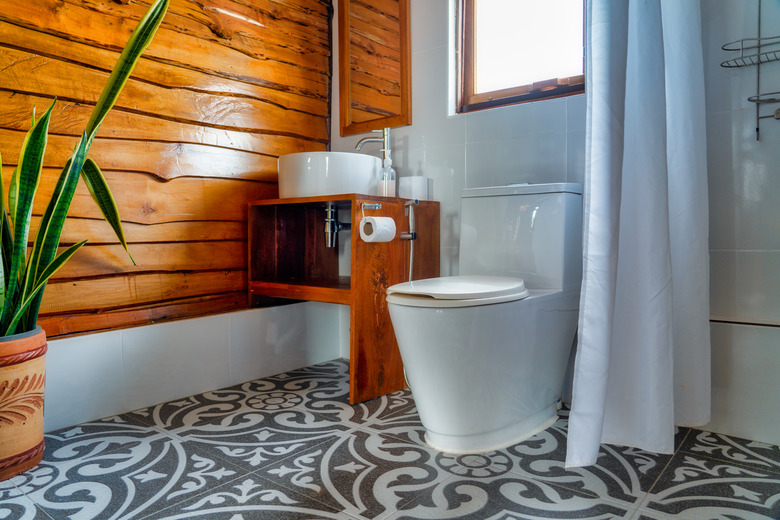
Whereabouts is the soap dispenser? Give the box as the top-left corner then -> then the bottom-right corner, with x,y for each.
379,157 -> 396,197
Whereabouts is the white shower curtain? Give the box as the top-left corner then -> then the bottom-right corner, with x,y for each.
565,0 -> 711,468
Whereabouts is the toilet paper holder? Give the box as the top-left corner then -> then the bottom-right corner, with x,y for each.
359,201 -> 417,241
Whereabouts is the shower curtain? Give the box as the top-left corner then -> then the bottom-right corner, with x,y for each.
565,0 -> 710,468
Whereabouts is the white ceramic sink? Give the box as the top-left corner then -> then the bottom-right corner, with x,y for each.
278,152 -> 381,198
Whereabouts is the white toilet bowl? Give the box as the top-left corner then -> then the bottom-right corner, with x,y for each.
387,276 -> 579,454
386,183 -> 582,454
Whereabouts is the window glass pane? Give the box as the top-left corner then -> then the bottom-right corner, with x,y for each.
474,0 -> 583,93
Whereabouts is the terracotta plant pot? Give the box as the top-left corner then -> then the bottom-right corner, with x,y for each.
0,326 -> 46,481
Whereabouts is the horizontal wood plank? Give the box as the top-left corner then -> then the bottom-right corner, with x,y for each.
0,92 -> 325,157
38,292 -> 248,338
41,270 -> 247,314
0,23 -> 329,119
53,241 -> 247,279
0,0 -> 330,98
3,166 -> 278,224
0,129 -> 277,182
47,218 -> 248,244
0,46 -> 329,140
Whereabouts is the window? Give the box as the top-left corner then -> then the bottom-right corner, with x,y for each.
458,0 -> 585,113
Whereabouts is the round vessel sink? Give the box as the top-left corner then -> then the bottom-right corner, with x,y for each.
278,151 -> 381,198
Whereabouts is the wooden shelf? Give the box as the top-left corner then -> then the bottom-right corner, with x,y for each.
248,193 -> 439,403
249,278 -> 351,305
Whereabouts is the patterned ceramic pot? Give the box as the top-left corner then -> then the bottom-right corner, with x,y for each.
0,326 -> 46,481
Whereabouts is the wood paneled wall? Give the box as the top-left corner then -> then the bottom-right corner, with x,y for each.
0,0 -> 331,337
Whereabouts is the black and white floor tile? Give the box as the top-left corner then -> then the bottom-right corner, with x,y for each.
1,359 -> 779,519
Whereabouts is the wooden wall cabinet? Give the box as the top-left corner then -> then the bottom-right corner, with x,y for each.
248,194 -> 439,403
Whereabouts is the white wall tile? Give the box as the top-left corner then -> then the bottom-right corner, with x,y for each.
122,314 -> 230,411
567,130 -> 586,186
304,302 -> 347,364
338,304 -> 351,359
566,94 -> 586,133
465,133 -> 568,189
465,97 -> 567,143
395,145 -> 465,275
710,250 -> 780,324
707,109 -> 780,251
410,0 -> 449,53
228,303 -> 341,386
228,305 -> 305,385
707,322 -> 780,445
394,45 -> 466,151
44,331 -> 124,432
700,0 -> 761,113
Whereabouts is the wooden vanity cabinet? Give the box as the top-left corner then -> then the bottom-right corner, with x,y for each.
248,194 -> 440,403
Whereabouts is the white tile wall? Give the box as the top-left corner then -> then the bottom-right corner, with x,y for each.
330,0 -> 585,276
701,0 -> 780,442
45,330 -> 124,433
228,306 -> 307,386
43,303 -> 343,432
122,313 -> 231,412
708,322 -> 780,445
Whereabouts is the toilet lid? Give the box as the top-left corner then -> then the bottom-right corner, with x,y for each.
386,275 -> 530,307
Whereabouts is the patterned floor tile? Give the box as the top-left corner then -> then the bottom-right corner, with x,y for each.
4,359 -> 780,520
6,427 -> 247,520
170,407 -> 353,473
255,428 -> 471,519
128,360 -> 350,436
0,487 -> 49,520
428,419 -> 671,508
354,395 -> 427,447
680,430 -> 780,475
384,472 -> 636,519
304,387 -> 420,430
642,450 -> 780,519
123,365 -> 358,473
140,473 -> 357,520
632,509 -> 686,520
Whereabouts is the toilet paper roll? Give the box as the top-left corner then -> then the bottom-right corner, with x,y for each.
359,216 -> 396,243
398,176 -> 429,200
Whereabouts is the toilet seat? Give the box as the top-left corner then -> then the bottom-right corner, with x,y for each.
386,275 -> 530,308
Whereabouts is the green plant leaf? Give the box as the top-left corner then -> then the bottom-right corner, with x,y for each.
0,211 -> 7,312
0,150 -> 4,309
8,166 -> 19,228
84,0 -> 170,142
3,240 -> 87,336
8,109 -> 36,226
22,141 -> 86,332
0,100 -> 54,332
81,158 -> 135,265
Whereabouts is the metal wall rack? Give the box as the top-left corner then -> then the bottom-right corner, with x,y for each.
721,0 -> 780,140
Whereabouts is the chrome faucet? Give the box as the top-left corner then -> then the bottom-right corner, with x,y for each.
355,128 -> 391,162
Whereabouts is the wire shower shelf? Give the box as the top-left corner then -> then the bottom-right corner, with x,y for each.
720,36 -> 780,68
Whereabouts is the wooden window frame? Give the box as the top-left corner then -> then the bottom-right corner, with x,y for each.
458,0 -> 585,113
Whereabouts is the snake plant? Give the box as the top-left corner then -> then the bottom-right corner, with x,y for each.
0,0 -> 169,336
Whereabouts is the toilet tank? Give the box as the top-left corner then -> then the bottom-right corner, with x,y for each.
458,183 -> 582,291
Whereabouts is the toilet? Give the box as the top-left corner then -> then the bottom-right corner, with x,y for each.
386,183 -> 582,454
